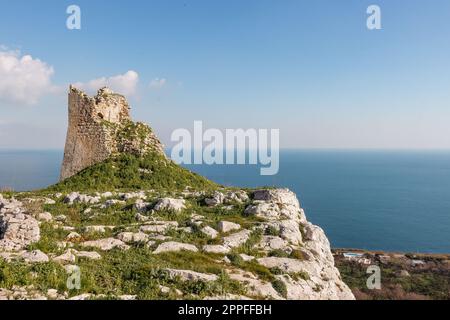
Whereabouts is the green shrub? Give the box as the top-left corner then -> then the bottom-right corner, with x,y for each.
291,271 -> 310,281
290,250 -> 306,260
271,279 -> 287,298
265,226 -> 281,237
269,249 -> 290,258
47,152 -> 218,193
227,253 -> 244,266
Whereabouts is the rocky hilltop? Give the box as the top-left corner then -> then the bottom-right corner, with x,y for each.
0,87 -> 354,300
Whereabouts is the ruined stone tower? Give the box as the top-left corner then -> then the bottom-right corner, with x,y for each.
60,86 -> 165,181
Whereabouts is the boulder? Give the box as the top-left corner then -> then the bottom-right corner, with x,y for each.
63,192 -> 79,205
64,192 -> 100,205
253,189 -> 299,205
100,199 -> 125,209
139,221 -> 178,234
278,219 -> 303,245
76,251 -> 102,260
203,245 -> 230,254
153,241 -> 198,254
44,198 -> 56,205
55,215 -> 67,222
239,254 -> 255,262
159,285 -> 183,296
20,250 -> 49,263
53,250 -> 77,264
153,198 -> 186,213
217,221 -> 241,233
224,190 -> 249,204
133,200 -> 152,213
119,191 -> 147,201
98,191 -> 114,198
257,236 -> 290,251
37,212 -> 53,222
246,189 -> 306,223
81,238 -> 130,251
201,226 -> 219,239
204,192 -> 225,207
135,212 -> 150,222
84,225 -> 114,233
222,230 -> 252,248
66,232 -> 81,240
257,257 -> 307,274
116,232 -> 148,243
165,268 -> 218,282
227,269 -> 283,300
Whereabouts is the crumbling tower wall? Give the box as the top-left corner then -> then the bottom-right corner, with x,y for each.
60,86 -> 164,181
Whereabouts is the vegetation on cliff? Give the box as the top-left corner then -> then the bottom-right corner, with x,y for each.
48,151 -> 217,193
334,251 -> 450,300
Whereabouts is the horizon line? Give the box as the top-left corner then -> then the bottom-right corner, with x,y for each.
2,147 -> 450,153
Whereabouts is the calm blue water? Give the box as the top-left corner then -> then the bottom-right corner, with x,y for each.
1,149 -> 450,253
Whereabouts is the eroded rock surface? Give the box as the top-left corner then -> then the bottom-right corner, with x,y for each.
0,188 -> 354,300
0,197 -> 40,251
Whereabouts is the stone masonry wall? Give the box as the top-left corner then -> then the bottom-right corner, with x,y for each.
60,86 -> 165,181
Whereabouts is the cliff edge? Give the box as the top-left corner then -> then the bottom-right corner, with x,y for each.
0,87 -> 354,300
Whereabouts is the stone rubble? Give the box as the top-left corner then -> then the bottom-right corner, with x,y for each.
0,197 -> 40,251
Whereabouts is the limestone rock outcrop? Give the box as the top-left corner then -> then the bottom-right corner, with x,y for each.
60,86 -> 165,180
0,197 -> 40,251
245,189 -> 355,300
1,186 -> 355,300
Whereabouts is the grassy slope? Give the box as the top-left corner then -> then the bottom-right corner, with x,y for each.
0,194 -> 289,299
47,152 -> 218,193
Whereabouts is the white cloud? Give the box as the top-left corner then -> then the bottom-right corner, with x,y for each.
0,50 -> 55,105
73,70 -> 139,97
149,78 -> 167,89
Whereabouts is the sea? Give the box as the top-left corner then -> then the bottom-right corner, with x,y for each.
1,149 -> 450,253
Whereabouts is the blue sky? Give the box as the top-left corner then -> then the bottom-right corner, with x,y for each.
1,0 -> 450,149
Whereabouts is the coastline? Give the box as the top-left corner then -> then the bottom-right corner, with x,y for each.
333,248 -> 450,256
333,248 -> 450,300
